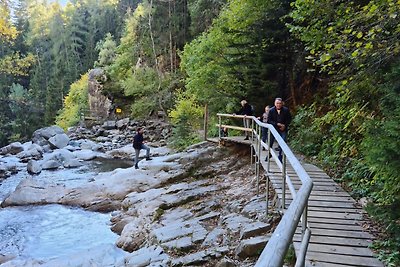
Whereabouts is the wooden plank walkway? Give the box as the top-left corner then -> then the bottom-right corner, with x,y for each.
208,136 -> 384,267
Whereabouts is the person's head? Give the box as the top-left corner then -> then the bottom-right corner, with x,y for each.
274,98 -> 283,110
264,105 -> 270,112
137,127 -> 144,134
240,100 -> 247,106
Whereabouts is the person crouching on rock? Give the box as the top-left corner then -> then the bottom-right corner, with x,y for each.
133,127 -> 152,169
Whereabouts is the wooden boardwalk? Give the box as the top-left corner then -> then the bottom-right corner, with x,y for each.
209,136 -> 384,267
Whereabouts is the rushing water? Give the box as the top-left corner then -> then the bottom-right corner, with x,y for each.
0,205 -> 117,260
0,157 -> 132,262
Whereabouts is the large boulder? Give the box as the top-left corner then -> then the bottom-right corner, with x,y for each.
32,125 -> 65,146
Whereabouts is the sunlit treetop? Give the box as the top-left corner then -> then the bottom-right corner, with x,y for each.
0,2 -> 19,43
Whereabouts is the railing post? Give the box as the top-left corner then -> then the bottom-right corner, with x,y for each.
302,205 -> 308,237
282,153 -> 287,211
250,118 -> 253,164
218,115 -> 221,145
267,128 -> 271,172
266,174 -> 269,217
251,118 -> 254,140
204,104 -> 208,141
257,124 -> 261,195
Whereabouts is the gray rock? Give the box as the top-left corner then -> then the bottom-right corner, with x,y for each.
116,118 -> 130,129
216,258 -> 236,267
235,235 -> 270,258
63,159 -> 83,168
44,149 -> 75,164
151,221 -> 207,243
125,245 -> 169,267
162,236 -> 194,252
0,142 -> 24,155
240,221 -> 271,240
48,133 -> 70,149
73,149 -> 98,161
171,247 -> 229,266
171,250 -> 208,267
102,121 -> 116,130
32,125 -> 64,145
17,143 -> 44,161
202,227 -> 226,247
27,160 -> 42,174
41,159 -> 61,170
242,196 -> 267,218
222,214 -> 253,233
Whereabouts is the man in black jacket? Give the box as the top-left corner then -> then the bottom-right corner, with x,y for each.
267,98 -> 292,162
235,99 -> 253,140
133,127 -> 152,169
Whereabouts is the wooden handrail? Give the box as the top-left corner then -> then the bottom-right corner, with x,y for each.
216,113 -> 313,267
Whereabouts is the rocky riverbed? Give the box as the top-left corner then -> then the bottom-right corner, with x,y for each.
0,119 -> 279,266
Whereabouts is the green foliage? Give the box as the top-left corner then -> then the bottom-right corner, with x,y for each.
94,33 -> 117,68
181,0 -> 294,118
56,73 -> 89,129
169,90 -> 203,150
288,0 -> 400,76
187,0 -> 226,37
361,64 -> 400,206
289,104 -> 323,156
368,201 -> 400,267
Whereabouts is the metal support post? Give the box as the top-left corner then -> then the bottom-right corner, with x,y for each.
282,153 -> 287,211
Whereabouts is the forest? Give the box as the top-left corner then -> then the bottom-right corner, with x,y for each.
0,0 -> 399,265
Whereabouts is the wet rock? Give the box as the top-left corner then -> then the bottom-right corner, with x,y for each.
63,158 -> 83,168
73,149 -> 98,161
0,254 -> 16,265
235,235 -> 270,258
48,133 -> 70,149
27,160 -> 42,174
1,178 -> 68,207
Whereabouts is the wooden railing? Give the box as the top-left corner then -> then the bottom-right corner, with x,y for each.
216,113 -> 313,267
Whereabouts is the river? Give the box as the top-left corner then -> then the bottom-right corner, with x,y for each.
0,158 -> 132,262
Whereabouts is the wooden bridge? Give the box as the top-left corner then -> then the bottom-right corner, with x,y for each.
209,114 -> 384,267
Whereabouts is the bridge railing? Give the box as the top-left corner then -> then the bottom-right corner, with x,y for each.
216,113 -> 313,267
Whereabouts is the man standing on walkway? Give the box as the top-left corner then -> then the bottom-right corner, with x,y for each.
235,99 -> 254,140
133,127 -> 152,169
267,98 -> 292,162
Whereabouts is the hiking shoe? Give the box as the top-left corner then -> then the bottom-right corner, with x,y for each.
146,157 -> 152,161
244,136 -> 249,140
